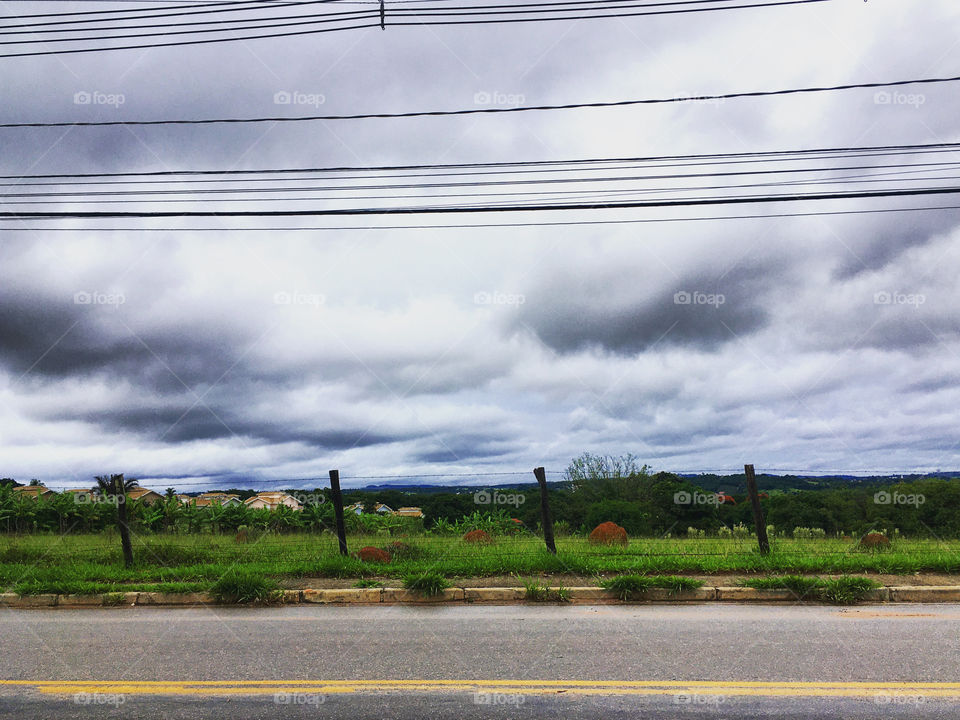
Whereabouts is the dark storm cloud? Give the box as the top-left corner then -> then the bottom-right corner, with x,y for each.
514,260 -> 776,355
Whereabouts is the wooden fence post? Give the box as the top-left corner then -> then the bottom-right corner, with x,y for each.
744,464 -> 770,555
328,469 -> 348,556
533,467 -> 556,555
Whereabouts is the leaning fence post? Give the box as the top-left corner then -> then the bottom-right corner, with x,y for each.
533,467 -> 556,555
328,469 -> 348,556
744,464 -> 770,555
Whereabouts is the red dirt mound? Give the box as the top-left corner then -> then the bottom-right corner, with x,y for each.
462,529 -> 493,544
858,532 -> 891,550
356,546 -> 391,563
589,521 -> 628,546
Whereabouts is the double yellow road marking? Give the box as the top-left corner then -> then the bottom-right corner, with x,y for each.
2,679 -> 960,698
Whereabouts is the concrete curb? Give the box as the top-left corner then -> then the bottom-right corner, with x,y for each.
5,585 -> 960,608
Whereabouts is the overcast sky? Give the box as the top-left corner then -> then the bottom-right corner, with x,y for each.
1,0 -> 959,489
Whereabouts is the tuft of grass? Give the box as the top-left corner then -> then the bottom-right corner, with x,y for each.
402,572 -> 449,597
600,574 -> 655,600
520,577 -> 570,602
653,576 -> 704,593
739,575 -> 824,598
101,592 -> 127,606
209,569 -> 282,604
820,576 -> 880,605
353,578 -> 383,588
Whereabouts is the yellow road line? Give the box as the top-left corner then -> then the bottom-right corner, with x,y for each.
1,679 -> 958,698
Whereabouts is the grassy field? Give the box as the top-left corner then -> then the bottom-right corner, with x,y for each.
1,533 -> 959,595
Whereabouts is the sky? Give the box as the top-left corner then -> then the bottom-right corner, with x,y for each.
1,0 -> 959,489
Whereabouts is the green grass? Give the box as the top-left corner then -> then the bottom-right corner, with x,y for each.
0,533 -> 956,595
738,575 -> 881,604
600,574 -> 704,599
353,578 -> 383,588
520,577 -> 570,602
209,569 -> 282,604
402,572 -> 449,597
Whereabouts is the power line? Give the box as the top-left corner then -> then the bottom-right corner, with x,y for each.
0,0 -> 832,57
4,186 -> 960,218
3,73 -> 955,127
7,203 -> 960,231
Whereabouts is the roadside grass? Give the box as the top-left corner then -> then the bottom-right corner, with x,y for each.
402,572 -> 449,597
210,569 -> 282,604
0,534 -> 956,594
738,575 -> 881,604
600,574 -> 705,599
520,577 -> 570,602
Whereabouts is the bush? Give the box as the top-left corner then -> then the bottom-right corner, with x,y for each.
588,522 -> 628,546
462,529 -> 493,544
210,570 -> 281,604
403,572 -> 449,596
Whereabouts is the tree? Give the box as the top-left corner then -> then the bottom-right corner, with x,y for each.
565,452 -> 650,503
96,474 -> 135,567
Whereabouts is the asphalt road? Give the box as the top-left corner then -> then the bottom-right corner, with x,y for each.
2,603 -> 959,718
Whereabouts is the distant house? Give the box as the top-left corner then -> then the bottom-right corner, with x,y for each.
126,487 -> 164,505
395,507 -> 424,518
64,488 -> 96,504
176,494 -> 194,505
12,485 -> 55,500
345,501 -> 395,515
194,492 -> 242,508
244,492 -> 302,511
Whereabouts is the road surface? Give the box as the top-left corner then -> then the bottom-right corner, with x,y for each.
2,603 -> 959,718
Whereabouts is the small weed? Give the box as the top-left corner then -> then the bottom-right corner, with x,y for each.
210,569 -> 282,604
821,576 -> 880,605
353,578 -> 383,588
521,577 -> 570,602
600,575 -> 655,600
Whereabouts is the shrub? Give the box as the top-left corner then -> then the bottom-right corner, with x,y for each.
731,522 -> 750,539
793,527 -> 827,539
462,529 -> 493,544
588,522 -> 628,546
601,574 -> 654,600
382,541 -> 429,560
403,572 -> 449,597
210,570 -> 281,604
858,532 -> 891,551
356,546 -> 391,563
